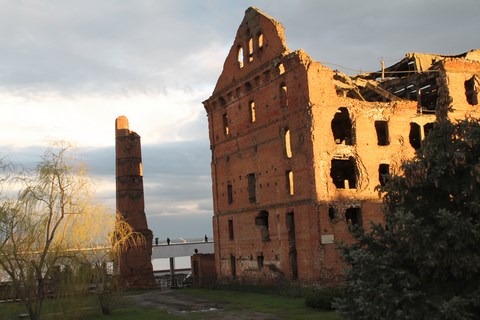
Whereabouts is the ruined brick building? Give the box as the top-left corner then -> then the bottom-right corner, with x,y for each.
203,7 -> 480,285
115,116 -> 156,288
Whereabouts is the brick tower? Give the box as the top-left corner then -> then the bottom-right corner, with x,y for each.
115,115 -> 156,288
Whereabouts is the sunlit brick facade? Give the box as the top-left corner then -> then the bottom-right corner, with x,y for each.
203,7 -> 480,285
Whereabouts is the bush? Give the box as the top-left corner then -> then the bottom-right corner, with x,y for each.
305,287 -> 344,310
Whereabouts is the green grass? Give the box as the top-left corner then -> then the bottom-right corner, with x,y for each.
182,288 -> 339,320
2,289 -> 339,320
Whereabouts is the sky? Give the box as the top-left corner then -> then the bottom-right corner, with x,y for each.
0,0 -> 478,240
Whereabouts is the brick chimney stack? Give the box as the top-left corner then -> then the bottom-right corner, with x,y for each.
115,115 -> 156,288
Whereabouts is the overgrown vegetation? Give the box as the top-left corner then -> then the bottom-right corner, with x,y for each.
336,118 -> 480,319
305,287 -> 344,310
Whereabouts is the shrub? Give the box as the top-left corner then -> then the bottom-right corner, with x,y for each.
305,286 -> 344,310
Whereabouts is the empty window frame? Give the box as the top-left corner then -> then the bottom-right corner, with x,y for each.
409,122 -> 421,150
248,37 -> 254,62
257,255 -> 264,269
331,107 -> 354,145
228,219 -> 234,240
280,83 -> 288,107
328,206 -> 337,221
424,122 -> 434,139
330,157 -> 357,189
284,128 -> 292,158
286,170 -> 294,195
465,76 -> 478,105
379,164 -> 390,186
374,120 -> 390,146
286,212 -> 298,280
227,184 -> 233,204
249,100 -> 256,122
257,32 -> 264,49
222,113 -> 229,135
247,173 -> 257,203
277,62 -> 285,75
237,46 -> 244,68
345,207 -> 362,226
255,210 -> 270,241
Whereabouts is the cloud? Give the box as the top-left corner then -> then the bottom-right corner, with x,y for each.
0,0 -> 477,240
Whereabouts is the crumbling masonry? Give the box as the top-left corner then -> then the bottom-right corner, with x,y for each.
203,7 -> 480,285
115,116 -> 156,288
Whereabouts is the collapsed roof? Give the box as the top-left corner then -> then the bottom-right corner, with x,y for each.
334,49 -> 480,113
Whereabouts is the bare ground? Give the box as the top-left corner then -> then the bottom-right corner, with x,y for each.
125,289 -> 281,319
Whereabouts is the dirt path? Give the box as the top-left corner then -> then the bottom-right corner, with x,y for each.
126,289 -> 281,319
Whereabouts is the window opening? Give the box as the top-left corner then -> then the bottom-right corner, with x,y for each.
284,128 -> 292,158
277,63 -> 285,75
257,32 -> 264,48
328,206 -> 337,220
228,219 -> 234,240
255,210 -> 270,241
280,83 -> 288,107
330,157 -> 357,189
248,37 -> 254,62
222,113 -> 229,135
379,164 -> 390,186
345,207 -> 362,226
287,170 -> 294,195
249,100 -> 256,122
409,122 -> 421,149
245,81 -> 252,92
247,173 -> 256,203
227,184 -> 233,204
424,122 -> 434,139
257,255 -> 264,269
465,76 -> 478,105
286,212 -> 298,280
219,96 -> 226,106
237,46 -> 244,69
331,107 -> 354,145
374,120 -> 389,146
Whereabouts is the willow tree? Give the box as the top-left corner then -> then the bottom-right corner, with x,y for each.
0,143 -> 113,320
336,118 -> 480,319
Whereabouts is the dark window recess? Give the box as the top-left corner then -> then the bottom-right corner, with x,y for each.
374,121 -> 390,146
255,210 -> 270,242
245,81 -> 253,92
227,184 -> 233,204
331,107 -> 354,145
330,158 -> 357,189
219,96 -> 226,107
228,219 -> 234,240
345,207 -> 362,226
286,212 -> 298,280
379,164 -> 390,187
230,254 -> 236,279
424,122 -> 434,139
465,76 -> 478,105
257,255 -> 264,269
409,123 -> 421,150
247,173 -> 256,203
328,206 -> 337,220
222,113 -> 229,135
